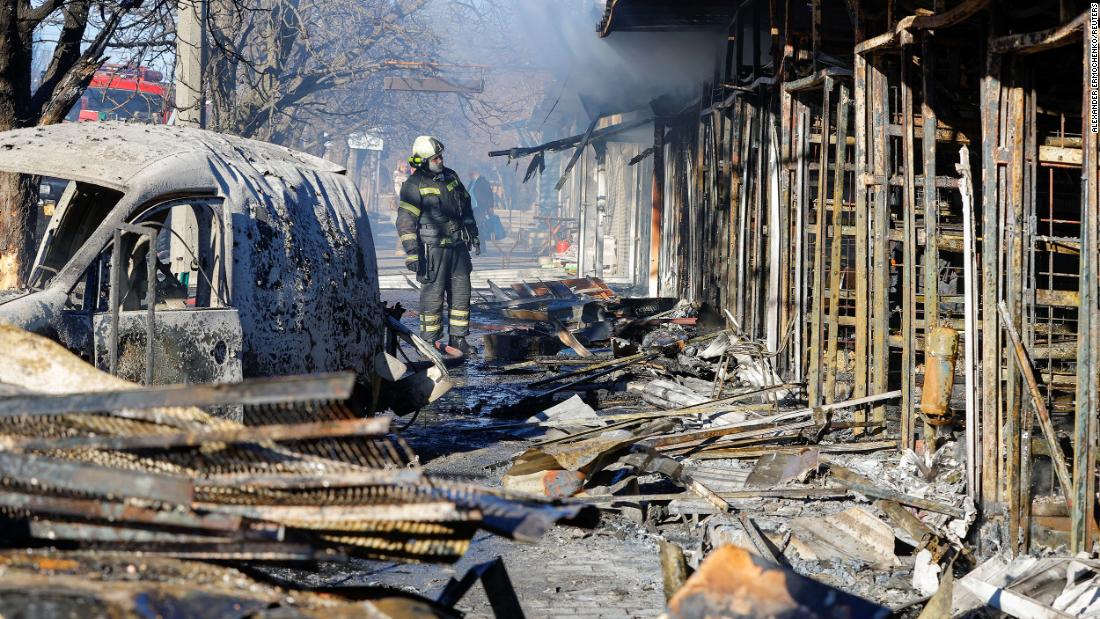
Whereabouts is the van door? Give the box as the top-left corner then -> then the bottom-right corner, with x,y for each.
91,198 -> 243,384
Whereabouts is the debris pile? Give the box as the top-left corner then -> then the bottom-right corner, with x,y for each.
0,551 -> 455,617
474,276 -> 687,361
0,326 -> 591,615
476,282 -> 1099,617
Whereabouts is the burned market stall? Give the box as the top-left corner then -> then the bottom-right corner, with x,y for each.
485,0 -> 1100,615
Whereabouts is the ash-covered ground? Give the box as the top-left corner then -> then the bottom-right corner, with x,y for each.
262,287 -> 668,619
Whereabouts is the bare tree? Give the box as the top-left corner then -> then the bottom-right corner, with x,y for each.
0,0 -> 176,289
206,0 -> 436,143
205,0 -> 540,161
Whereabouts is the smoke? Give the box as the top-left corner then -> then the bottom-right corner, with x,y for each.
509,0 -> 725,119
387,1 -> 726,175
430,0 -> 724,127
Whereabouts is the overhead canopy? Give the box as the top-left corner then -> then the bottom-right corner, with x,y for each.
598,0 -> 735,37
488,114 -> 652,161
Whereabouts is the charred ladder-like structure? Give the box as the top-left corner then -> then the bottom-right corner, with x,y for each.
494,0 -> 1100,557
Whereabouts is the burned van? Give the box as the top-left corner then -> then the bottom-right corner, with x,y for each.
0,122 -> 382,386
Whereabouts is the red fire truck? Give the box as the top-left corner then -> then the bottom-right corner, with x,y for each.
44,65 -> 170,233
64,64 -> 169,124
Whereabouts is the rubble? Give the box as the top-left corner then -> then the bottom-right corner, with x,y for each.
953,554 -> 1100,618
370,264 -> 1100,616
1,0 -> 1097,614
0,326 -> 593,615
0,551 -> 456,617
470,0 -> 1100,614
479,281 -> 1041,614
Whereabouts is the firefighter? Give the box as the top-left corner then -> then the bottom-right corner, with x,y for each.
396,136 -> 480,354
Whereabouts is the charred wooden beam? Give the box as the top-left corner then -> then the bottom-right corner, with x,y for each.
807,76 -> 834,407
853,51 -> 870,435
989,12 -> 1086,55
823,83 -> 851,405
1072,26 -> 1100,551
979,45 -> 1003,513
999,300 -> 1076,547
901,44 -> 919,449
869,55 -> 890,429
854,0 -> 991,53
650,122 -> 665,296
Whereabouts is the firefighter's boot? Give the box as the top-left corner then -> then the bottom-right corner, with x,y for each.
449,335 -> 474,355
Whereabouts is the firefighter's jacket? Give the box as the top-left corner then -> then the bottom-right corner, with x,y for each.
396,167 -> 479,267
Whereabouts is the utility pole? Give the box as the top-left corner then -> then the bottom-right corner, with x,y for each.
175,0 -> 207,128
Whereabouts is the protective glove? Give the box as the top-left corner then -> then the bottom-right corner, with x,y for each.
406,256 -> 419,272
471,238 -> 481,256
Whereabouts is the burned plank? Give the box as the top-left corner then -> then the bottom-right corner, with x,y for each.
14,417 -> 392,452
736,513 -> 785,566
576,487 -> 850,504
192,501 -> 475,524
827,463 -> 966,518
0,452 -> 193,505
0,372 -> 356,417
198,468 -> 423,489
648,390 -> 900,449
659,538 -> 690,600
29,520 -> 237,545
0,492 -> 240,532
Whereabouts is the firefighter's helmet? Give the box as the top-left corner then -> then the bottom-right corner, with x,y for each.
410,136 -> 444,168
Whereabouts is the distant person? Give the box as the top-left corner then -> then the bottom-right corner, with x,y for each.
392,161 -> 410,193
397,136 -> 480,355
467,168 -> 494,234
483,203 -> 506,242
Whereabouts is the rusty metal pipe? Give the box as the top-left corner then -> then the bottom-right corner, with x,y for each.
920,327 -> 959,426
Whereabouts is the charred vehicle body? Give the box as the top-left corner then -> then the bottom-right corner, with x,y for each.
0,122 -> 384,388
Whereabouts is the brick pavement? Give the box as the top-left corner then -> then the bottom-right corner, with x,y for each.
468,528 -> 665,619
